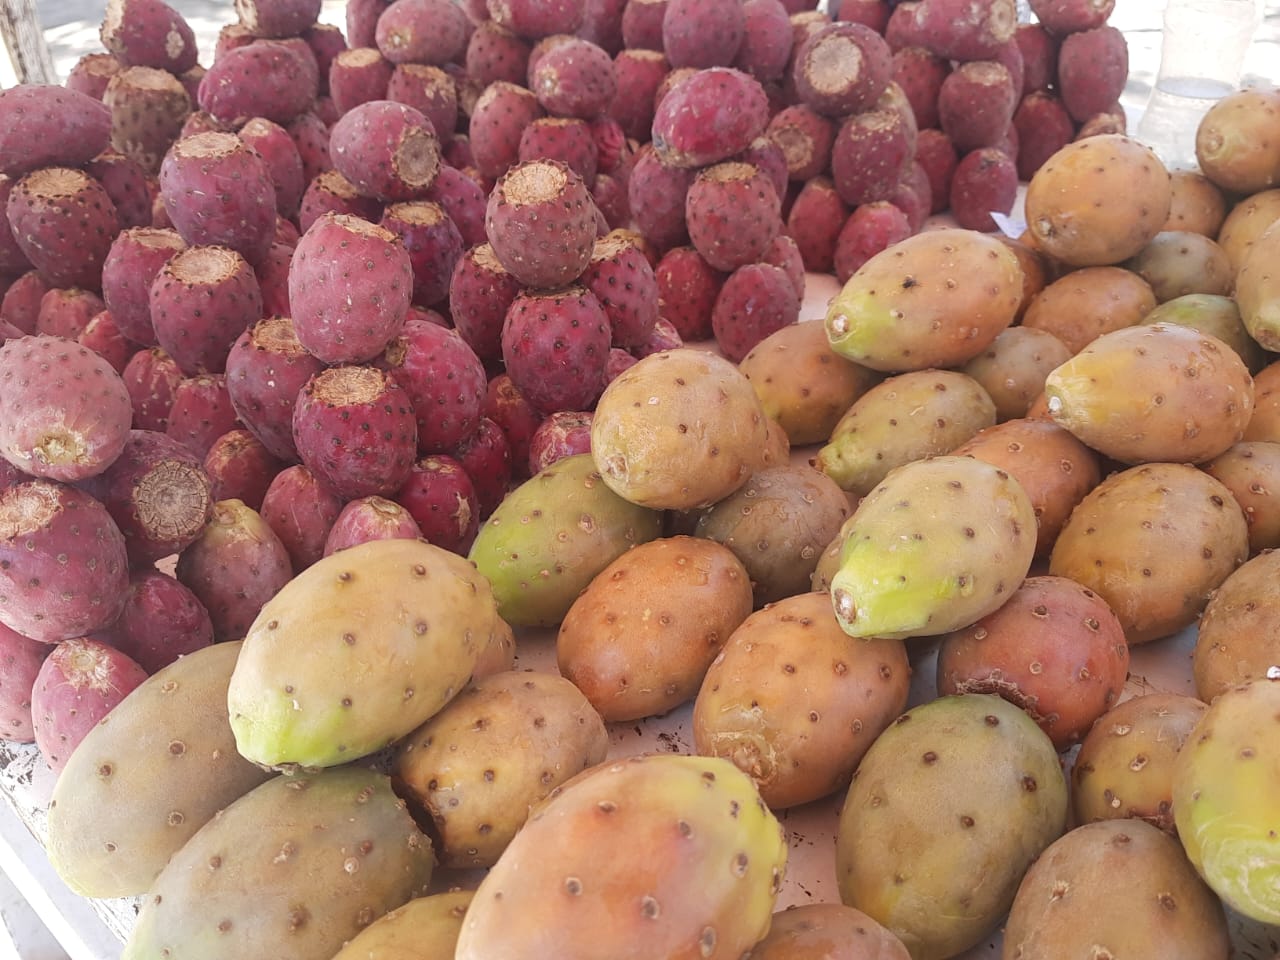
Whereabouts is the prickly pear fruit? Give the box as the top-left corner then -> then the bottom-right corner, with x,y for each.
259,463 -> 343,572
750,903 -> 910,959
1194,549 -> 1280,701
92,568 -> 213,674
485,159 -> 598,290
651,66 -> 770,168
455,753 -> 787,960
0,85 -> 112,177
228,538 -> 493,769
331,890 -> 473,960
121,767 -> 435,960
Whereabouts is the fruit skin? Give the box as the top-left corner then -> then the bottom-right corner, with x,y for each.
662,0 -> 745,69
580,231 -> 660,347
376,0 -> 470,65
455,754 -> 787,960
392,454 -> 481,554
329,47 -> 394,115
793,22 -> 892,118
202,428 -> 285,511
501,285 -> 611,415
101,227 -> 186,346
259,464 -> 343,572
469,81 -> 544,181
829,107 -> 915,208
0,85 -> 112,177
469,453 -> 663,627
92,569 -> 214,675
329,100 -> 442,203
530,37 -> 617,119
684,161 -> 781,273
36,286 -> 104,345
653,245 -> 724,342
331,891 -> 473,960
0,622 -> 47,743
1056,24 -> 1127,125
485,160 -> 598,290
748,903 -> 910,960
711,262 -> 801,364
236,0 -> 322,38
378,201 -> 463,308
197,40 -> 318,128
451,417 -> 513,522
228,538 -> 495,769
6,167 -> 120,291
832,200 -> 912,285
102,65 -> 193,176
487,0 -> 585,39
380,320 -> 486,454
448,244 -> 521,366
1195,88 -> 1280,197
908,0 -> 1016,62
322,496 -> 421,556
237,117 -> 305,219
100,0 -> 199,73
628,144 -> 698,253
225,316 -> 324,463
165,372 -> 241,460
960,325 -> 1071,423
121,348 -> 183,433
121,767 -> 435,960
651,67 -> 770,169
784,176 -> 849,275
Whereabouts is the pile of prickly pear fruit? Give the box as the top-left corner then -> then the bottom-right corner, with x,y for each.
1,0 -> 1280,954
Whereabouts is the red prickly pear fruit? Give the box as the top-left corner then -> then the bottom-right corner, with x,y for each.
149,245 -> 264,377
35,288 -> 106,341
165,372 -> 240,459
622,0 -> 668,50
0,86 -> 112,178
530,37 -> 617,119
102,65 -> 193,175
122,347 -> 183,433
376,0 -> 471,65
465,22 -> 532,89
793,22 -> 893,119
911,0 -> 1016,62
651,67 -> 769,168
830,106 -> 916,207
178,110 -> 229,140
605,346 -> 638,382
254,241 -> 293,318
1,270 -> 49,335
66,53 -> 124,101
1028,0 -> 1112,35
1012,92 -> 1074,182
736,136 -> 789,206
329,47 -> 394,115
591,172 -> 630,231
298,169 -> 384,235
348,0 -> 394,48
393,454 -> 480,554
654,245 -> 725,341
487,0 -> 585,40
0,480 -> 130,643
5,168 -> 119,291
423,165 -> 487,249
260,463 -> 343,571
292,365 -> 419,500
100,0 -> 199,73
763,233 -> 805,299
0,335 -> 133,483
175,498 -> 293,643
528,410 -> 593,474
609,50 -> 668,143
32,638 -> 148,772
1057,24 -> 1128,125
581,0 -> 627,54
833,199 -> 912,284
892,46 -> 949,131
469,81 -> 545,181
0,622 -> 48,743
91,568 -> 214,674
198,41 -> 319,128
379,201 -> 464,308
766,105 -> 836,183
203,428 -> 287,511
627,144 -> 697,253
915,127 -> 958,214
225,316 -> 323,463
662,0 -> 746,69
329,100 -> 442,203
1017,22 -> 1058,94
949,146 -> 1018,233
234,0 -> 323,38
77,428 -> 214,567
485,159 -> 598,290
501,286 -> 611,415
580,231 -> 660,347
711,262 -> 800,363
237,118 -> 305,220
518,117 -> 600,189
379,319 -> 487,454
78,311 -> 135,375
287,111 -> 334,185
938,60 -> 1018,153
734,0 -> 792,82
685,160 -> 782,272
289,212 -> 413,364
450,416 -> 512,520
322,495 -> 422,556
630,314 -> 684,358
83,149 -> 155,230
482,374 -> 540,481
448,243 -> 522,365
387,64 -> 459,145
159,133 -> 278,267
0,175 -> 30,275
888,161 -> 932,233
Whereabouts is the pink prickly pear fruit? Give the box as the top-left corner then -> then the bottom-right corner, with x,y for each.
736,136 -> 788,209
485,159 -> 598,290
685,160 -> 782,273
234,0 -> 323,38
833,199 -> 912,284
621,0 -> 667,49
734,0 -> 792,81
78,428 -> 214,568
292,364 -> 419,500
423,166 -> 486,249
122,347 -> 183,432
654,244 -> 726,341
159,133 -> 278,267
501,286 -> 611,415
393,454 -> 480,554
379,202 -> 464,308
0,480 -> 130,643
892,46 -> 949,131
1017,22 -> 1059,93
938,60 -> 1019,153
606,346 -> 638,382
793,22 -> 893,118
347,0 -> 393,47
203,428 -> 287,511
379,319 -> 487,454
0,622 -> 48,742
165,372 -> 240,459
102,65 -> 193,175
888,161 -> 933,233
32,638 -> 148,773
149,245 -> 265,377
949,146 -> 1018,232
518,117 -> 600,189
447,243 -> 522,365
487,0 -> 585,39
711,262 -> 801,363
90,568 -> 213,674
35,288 -> 106,341
482,374 -> 540,482
197,40 -> 319,128
289,212 -> 413,364
1028,0 -> 1112,37
329,47 -> 394,116
287,110 -> 334,185
652,67 -> 769,169
175,498 -> 293,642
528,410 -> 592,474
609,50 -> 670,143
631,314 -> 685,358
329,100 -> 442,203
910,0 -> 1017,62
260,463 -> 343,571
304,22 -> 347,86
450,416 -> 512,520
100,0 -> 198,73
0,334 -> 133,483
530,37 -> 616,119
254,241 -> 292,318
237,118 -> 305,220
387,63 -> 458,147
662,0 -> 746,69
0,175 -> 30,275
0,86 -> 112,178
830,106 -> 916,207
1,270 -> 49,335
465,21 -> 532,90
5,167 -> 119,290
915,127 -> 959,215
766,105 -> 836,183
66,52 -> 124,101
323,495 -> 422,556
469,81 -> 546,181
579,231 -> 660,347
77,310 -> 134,375
627,144 -> 697,254
298,169 -> 384,235
225,316 -> 324,462
101,227 -> 186,346
376,0 -> 471,65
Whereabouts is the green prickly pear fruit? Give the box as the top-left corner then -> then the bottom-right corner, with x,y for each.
331,890 -> 473,959
228,538 -> 496,770
455,754 -> 787,960
46,641 -> 274,898
1172,676 -> 1280,925
468,452 -> 663,627
836,694 -> 1067,960
829,455 -> 1036,640
122,767 -> 435,960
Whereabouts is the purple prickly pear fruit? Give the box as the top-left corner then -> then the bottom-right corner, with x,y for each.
483,373 -> 540,481
793,22 -> 892,119
1057,24 -> 1127,125
663,0 -> 746,68
260,463 -> 343,570
469,81 -> 544,180
609,50 -> 669,142
652,67 -> 769,168
766,105 -> 836,183
448,244 -> 522,365
66,53 -> 124,101
225,316 -> 324,462
0,480 -> 130,643
149,245 -> 264,376
0,335 -> 133,482
5,168 -> 119,290
379,202 -> 464,308
178,109 -> 228,139
712,262 -> 801,362
203,428 -> 286,510
1017,21 -> 1059,92
580,231 -> 660,347
287,110 -> 334,185
289,212 -> 413,363
423,166 -> 487,248
376,0 -> 471,65
254,241 -> 292,318
292,364 -> 418,499
631,314 -> 685,358
465,21 -> 532,89
329,100 -> 442,203
78,428 -> 214,567
83,149 -> 154,230
626,144 -> 696,253
501,286 -> 611,414
0,622 -> 47,742
103,65 -> 193,175
1,270 -> 49,335
488,0 -> 585,39
122,346 -> 182,432
518,117 -> 600,188
379,319 -> 487,454
35,288 -> 106,341
387,64 -> 458,146
833,200 -> 913,284
528,410 -> 592,474
77,310 -> 134,375
234,0 -> 322,38
329,47 -> 394,115
0,86 -> 112,178
165,372 -> 240,459
197,40 -> 319,128
298,169 -> 384,234
590,172 -> 630,231
236,118 -> 305,220
100,0 -> 198,73
323,495 -> 422,556
654,244 -> 725,341
91,568 -> 213,674
175,498 -> 293,642
32,638 -> 148,772
588,115 -> 630,177
450,416 -> 512,520
159,133 -> 277,266
830,106 -> 916,207
685,160 -> 782,272
394,454 -> 480,554
530,37 -> 616,119
888,160 -> 932,233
